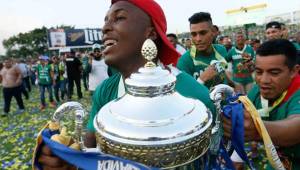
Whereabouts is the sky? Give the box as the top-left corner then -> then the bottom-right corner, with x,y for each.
0,0 -> 299,55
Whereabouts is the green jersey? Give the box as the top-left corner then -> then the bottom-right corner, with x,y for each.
248,84 -> 300,170
37,64 -> 52,85
226,45 -> 255,85
293,42 -> 300,50
177,44 -> 228,89
51,63 -> 64,82
82,56 -> 89,74
87,71 -> 216,132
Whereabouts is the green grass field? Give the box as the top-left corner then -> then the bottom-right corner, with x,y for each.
0,85 -> 92,169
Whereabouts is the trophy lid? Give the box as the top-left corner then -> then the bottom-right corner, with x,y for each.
125,39 -> 176,97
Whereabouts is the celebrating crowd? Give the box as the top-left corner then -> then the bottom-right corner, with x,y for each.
0,44 -> 109,115
1,0 -> 300,169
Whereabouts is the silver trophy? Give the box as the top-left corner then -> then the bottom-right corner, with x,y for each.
50,39 -> 235,169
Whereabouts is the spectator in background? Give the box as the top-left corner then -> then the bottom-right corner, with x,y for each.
36,56 -> 55,110
167,33 -> 186,55
65,49 -> 83,100
177,12 -> 229,89
212,25 -> 221,43
87,44 -> 108,95
280,23 -> 289,39
81,51 -> 89,91
184,38 -> 192,50
0,57 -> 25,116
250,39 -> 261,54
226,31 -> 255,94
265,21 -> 282,41
51,56 -> 65,104
17,59 -> 30,100
220,35 -> 232,52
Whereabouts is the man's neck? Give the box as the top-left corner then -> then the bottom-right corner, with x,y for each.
119,57 -> 146,79
198,46 -> 213,56
236,44 -> 244,50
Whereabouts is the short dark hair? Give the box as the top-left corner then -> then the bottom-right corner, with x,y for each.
188,12 -> 212,25
256,39 -> 297,69
266,21 -> 281,30
213,25 -> 219,31
166,33 -> 177,40
251,39 -> 260,44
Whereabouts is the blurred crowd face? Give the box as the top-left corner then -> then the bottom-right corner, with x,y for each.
190,22 -> 214,52
4,58 -> 13,68
222,37 -> 232,50
52,56 -> 59,64
265,27 -> 282,40
235,33 -> 245,47
185,39 -> 192,49
93,48 -> 102,59
255,55 -> 297,100
281,27 -> 289,39
167,36 -> 177,48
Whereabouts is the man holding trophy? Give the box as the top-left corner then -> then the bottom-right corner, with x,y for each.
36,0 -> 216,169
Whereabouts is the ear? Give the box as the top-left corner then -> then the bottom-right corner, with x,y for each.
145,27 -> 158,41
290,64 -> 300,78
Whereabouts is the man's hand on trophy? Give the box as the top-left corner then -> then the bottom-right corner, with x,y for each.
222,109 -> 261,142
199,65 -> 217,83
38,144 -> 75,170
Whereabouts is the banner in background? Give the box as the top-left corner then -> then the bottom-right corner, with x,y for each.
47,28 -> 102,50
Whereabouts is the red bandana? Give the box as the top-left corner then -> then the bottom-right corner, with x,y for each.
111,0 -> 180,66
283,74 -> 300,103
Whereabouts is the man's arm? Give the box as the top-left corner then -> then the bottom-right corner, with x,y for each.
223,111 -> 300,147
264,115 -> 300,147
14,66 -> 22,85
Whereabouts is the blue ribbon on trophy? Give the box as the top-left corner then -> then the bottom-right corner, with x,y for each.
222,95 -> 255,170
208,94 -> 256,170
33,128 -> 158,170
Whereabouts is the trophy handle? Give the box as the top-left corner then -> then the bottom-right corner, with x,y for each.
52,101 -> 90,151
209,84 -> 235,154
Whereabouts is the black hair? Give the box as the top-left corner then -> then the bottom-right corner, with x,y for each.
166,33 -> 177,40
251,39 -> 260,44
213,25 -> 219,31
265,21 -> 281,30
188,12 -> 212,25
256,39 -> 297,69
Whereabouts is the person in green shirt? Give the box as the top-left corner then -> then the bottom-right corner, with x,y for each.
223,39 -> 300,170
177,12 -> 229,89
51,55 -> 65,103
36,56 -> 56,110
226,31 -> 255,94
37,0 -> 216,169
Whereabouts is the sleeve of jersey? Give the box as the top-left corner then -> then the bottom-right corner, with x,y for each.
225,49 -> 232,62
176,53 -> 194,76
287,91 -> 300,116
86,83 -> 105,132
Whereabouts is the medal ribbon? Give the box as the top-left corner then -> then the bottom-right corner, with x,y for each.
238,96 -> 286,170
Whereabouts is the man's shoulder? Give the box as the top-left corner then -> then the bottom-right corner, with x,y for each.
175,72 -> 210,99
213,44 -> 227,57
175,71 -> 216,115
177,50 -> 193,66
213,44 -> 227,52
94,73 -> 121,94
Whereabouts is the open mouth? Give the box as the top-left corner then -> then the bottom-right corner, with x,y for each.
103,39 -> 117,52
